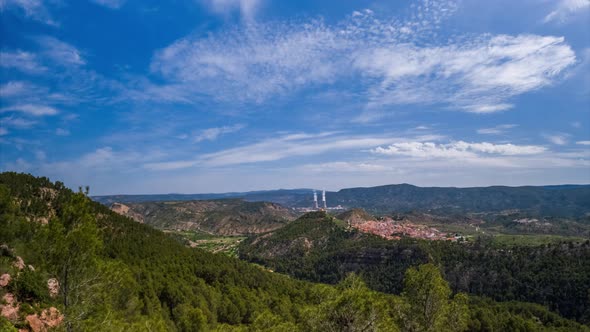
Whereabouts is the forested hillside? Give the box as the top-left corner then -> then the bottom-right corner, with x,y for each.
0,173 -> 588,331
240,212 -> 590,324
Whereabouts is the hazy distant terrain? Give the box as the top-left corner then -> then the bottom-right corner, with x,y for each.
95,184 -> 590,217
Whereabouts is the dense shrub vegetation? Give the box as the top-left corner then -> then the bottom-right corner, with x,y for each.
240,212 -> 590,323
0,172 -> 587,331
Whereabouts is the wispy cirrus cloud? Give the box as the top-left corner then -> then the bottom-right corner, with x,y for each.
150,19 -> 344,104
545,134 -> 569,145
35,36 -> 86,67
200,0 -> 262,20
143,131 -> 443,170
193,124 -> 245,143
355,34 -> 576,113
477,124 -> 518,135
147,1 -> 577,117
0,81 -> 30,98
544,0 -> 590,23
0,104 -> 59,116
1,116 -> 37,128
91,0 -> 126,9
0,0 -> 57,26
0,51 -> 47,74
2,37 -> 85,73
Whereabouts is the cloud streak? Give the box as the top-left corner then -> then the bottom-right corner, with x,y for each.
0,0 -> 57,25
201,0 -> 262,20
193,124 -> 245,143
477,124 -> 518,135
0,51 -> 47,74
371,141 -> 547,159
544,0 -> 590,23
143,132 -> 433,170
1,104 -> 59,116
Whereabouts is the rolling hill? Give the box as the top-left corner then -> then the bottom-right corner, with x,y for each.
239,211 -> 590,323
109,199 -> 297,235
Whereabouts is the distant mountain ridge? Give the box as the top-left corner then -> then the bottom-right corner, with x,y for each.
95,183 -> 590,218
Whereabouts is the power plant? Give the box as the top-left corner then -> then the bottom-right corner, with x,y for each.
295,190 -> 344,213
311,190 -> 328,211
313,190 -> 319,210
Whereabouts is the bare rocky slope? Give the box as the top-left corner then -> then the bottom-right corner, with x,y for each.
109,199 -> 297,235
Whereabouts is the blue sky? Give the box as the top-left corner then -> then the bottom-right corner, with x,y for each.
1,0 -> 589,195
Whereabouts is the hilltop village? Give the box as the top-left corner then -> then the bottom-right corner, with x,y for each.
350,217 -> 463,241
297,190 -> 464,241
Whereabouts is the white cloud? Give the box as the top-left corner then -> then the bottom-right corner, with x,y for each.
0,51 -> 46,74
201,0 -> 262,20
201,134 -> 400,167
477,124 -> 518,135
576,140 -> 590,145
91,0 -> 125,9
545,134 -> 569,145
0,0 -> 57,25
0,81 -> 29,97
0,127 -> 8,136
148,5 -> 576,115
1,104 -> 59,116
34,150 -> 46,160
193,124 -> 245,143
36,36 -> 86,67
356,34 -> 576,112
1,116 -> 37,128
467,104 -> 514,114
150,20 -> 344,103
371,141 -> 546,159
544,0 -> 590,23
55,128 -> 70,136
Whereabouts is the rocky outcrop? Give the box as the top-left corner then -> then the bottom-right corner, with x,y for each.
25,308 -> 63,332
13,256 -> 25,270
0,273 -> 11,288
1,293 -> 19,322
1,293 -> 63,331
110,203 -> 144,223
47,279 -> 59,298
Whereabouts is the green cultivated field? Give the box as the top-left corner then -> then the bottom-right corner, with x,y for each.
170,230 -> 246,257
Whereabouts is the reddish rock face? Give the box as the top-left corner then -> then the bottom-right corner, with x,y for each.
1,293 -> 19,322
26,314 -> 44,332
41,307 -> 63,328
13,256 -> 25,270
0,273 -> 11,288
26,307 -> 64,332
